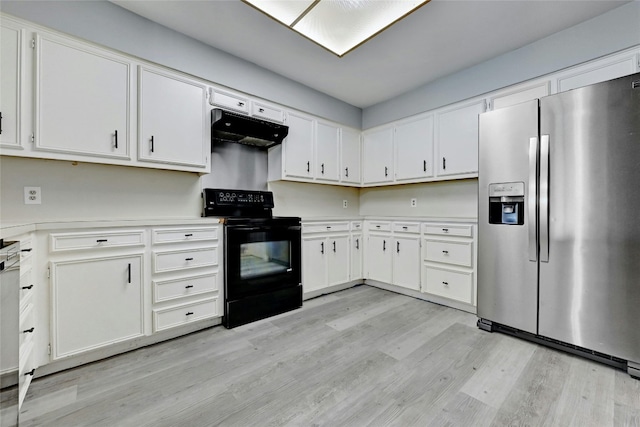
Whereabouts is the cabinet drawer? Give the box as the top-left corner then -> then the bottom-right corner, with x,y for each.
50,230 -> 145,252
423,224 -> 472,237
210,88 -> 249,114
152,227 -> 218,244
367,222 -> 391,232
393,222 -> 420,233
351,221 -> 363,231
425,240 -> 472,267
153,298 -> 218,332
423,266 -> 473,304
251,101 -> 284,123
153,247 -> 218,273
304,222 -> 350,234
153,273 -> 218,303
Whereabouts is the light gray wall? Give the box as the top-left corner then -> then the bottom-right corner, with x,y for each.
269,181 -> 360,218
0,0 -> 362,129
363,1 -> 640,129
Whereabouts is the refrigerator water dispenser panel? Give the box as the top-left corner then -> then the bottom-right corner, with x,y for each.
489,182 -> 525,225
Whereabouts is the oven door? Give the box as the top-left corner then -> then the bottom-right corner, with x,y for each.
225,223 -> 301,301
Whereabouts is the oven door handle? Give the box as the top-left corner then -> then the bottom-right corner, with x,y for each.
229,225 -> 301,232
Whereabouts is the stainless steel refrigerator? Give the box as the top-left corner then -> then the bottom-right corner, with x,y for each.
477,72 -> 640,378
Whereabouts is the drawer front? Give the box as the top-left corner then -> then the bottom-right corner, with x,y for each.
423,224 -> 472,237
251,102 -> 284,123
152,227 -> 219,244
351,221 -> 363,231
153,247 -> 218,273
153,298 -> 218,332
367,222 -> 392,232
304,222 -> 350,234
153,273 -> 218,303
425,240 -> 472,267
51,230 -> 145,252
210,88 -> 249,114
393,222 -> 420,233
423,266 -> 473,304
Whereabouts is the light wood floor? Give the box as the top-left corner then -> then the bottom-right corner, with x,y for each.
18,285 -> 640,426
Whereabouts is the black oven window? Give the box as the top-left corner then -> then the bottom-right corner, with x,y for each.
240,240 -> 291,279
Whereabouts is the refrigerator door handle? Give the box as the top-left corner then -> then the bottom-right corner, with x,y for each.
528,137 -> 538,261
540,134 -> 550,262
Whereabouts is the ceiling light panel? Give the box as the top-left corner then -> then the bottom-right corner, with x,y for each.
245,0 -> 316,26
244,0 -> 429,57
295,0 -> 427,56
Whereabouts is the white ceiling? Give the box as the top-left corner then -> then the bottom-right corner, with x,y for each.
111,0 -> 630,108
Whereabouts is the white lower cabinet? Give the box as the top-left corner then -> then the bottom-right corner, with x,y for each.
51,254 -> 144,358
350,231 -> 363,281
302,221 -> 359,296
366,221 -> 421,291
151,225 -> 221,332
421,223 -> 476,307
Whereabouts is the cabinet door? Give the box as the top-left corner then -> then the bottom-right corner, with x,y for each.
284,112 -> 315,179
556,51 -> 639,93
367,234 -> 392,283
327,235 -> 350,286
51,255 -> 144,358
341,127 -> 361,184
362,126 -> 394,184
395,115 -> 434,181
35,33 -> 131,159
393,236 -> 421,291
0,22 -> 23,150
489,81 -> 550,111
302,236 -> 327,293
435,100 -> 486,176
315,121 -> 340,182
138,67 -> 208,169
350,233 -> 363,281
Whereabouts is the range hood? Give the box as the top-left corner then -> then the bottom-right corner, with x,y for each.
211,108 -> 288,150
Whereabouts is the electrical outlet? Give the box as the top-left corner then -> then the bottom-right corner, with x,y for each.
343,200 -> 348,209
410,198 -> 417,208
24,187 -> 42,205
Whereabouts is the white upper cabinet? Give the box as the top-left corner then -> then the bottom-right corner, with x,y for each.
489,81 -> 550,111
0,20 -> 24,150
394,114 -> 434,182
362,126 -> 394,185
138,66 -> 208,170
34,32 -> 132,160
554,50 -> 639,93
209,88 -> 249,114
283,111 -> 315,179
435,99 -> 486,177
341,127 -> 361,184
315,120 -> 340,182
251,101 -> 284,123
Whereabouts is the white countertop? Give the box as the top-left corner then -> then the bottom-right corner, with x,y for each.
302,216 -> 477,223
0,217 -> 222,240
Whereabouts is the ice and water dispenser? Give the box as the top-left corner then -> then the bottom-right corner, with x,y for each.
488,182 -> 525,225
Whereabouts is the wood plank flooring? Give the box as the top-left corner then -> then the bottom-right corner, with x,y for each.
17,285 -> 640,426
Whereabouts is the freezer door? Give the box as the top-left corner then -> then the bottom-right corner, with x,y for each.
478,100 -> 539,334
539,72 -> 640,362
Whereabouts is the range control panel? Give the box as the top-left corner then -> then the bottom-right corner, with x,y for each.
202,188 -> 274,217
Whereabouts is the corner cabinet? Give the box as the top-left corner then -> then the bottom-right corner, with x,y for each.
362,126 -> 394,185
34,32 -> 133,160
49,230 -> 146,359
138,66 -> 209,170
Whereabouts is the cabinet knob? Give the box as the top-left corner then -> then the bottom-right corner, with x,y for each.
259,107 -> 265,113
238,102 -> 244,107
